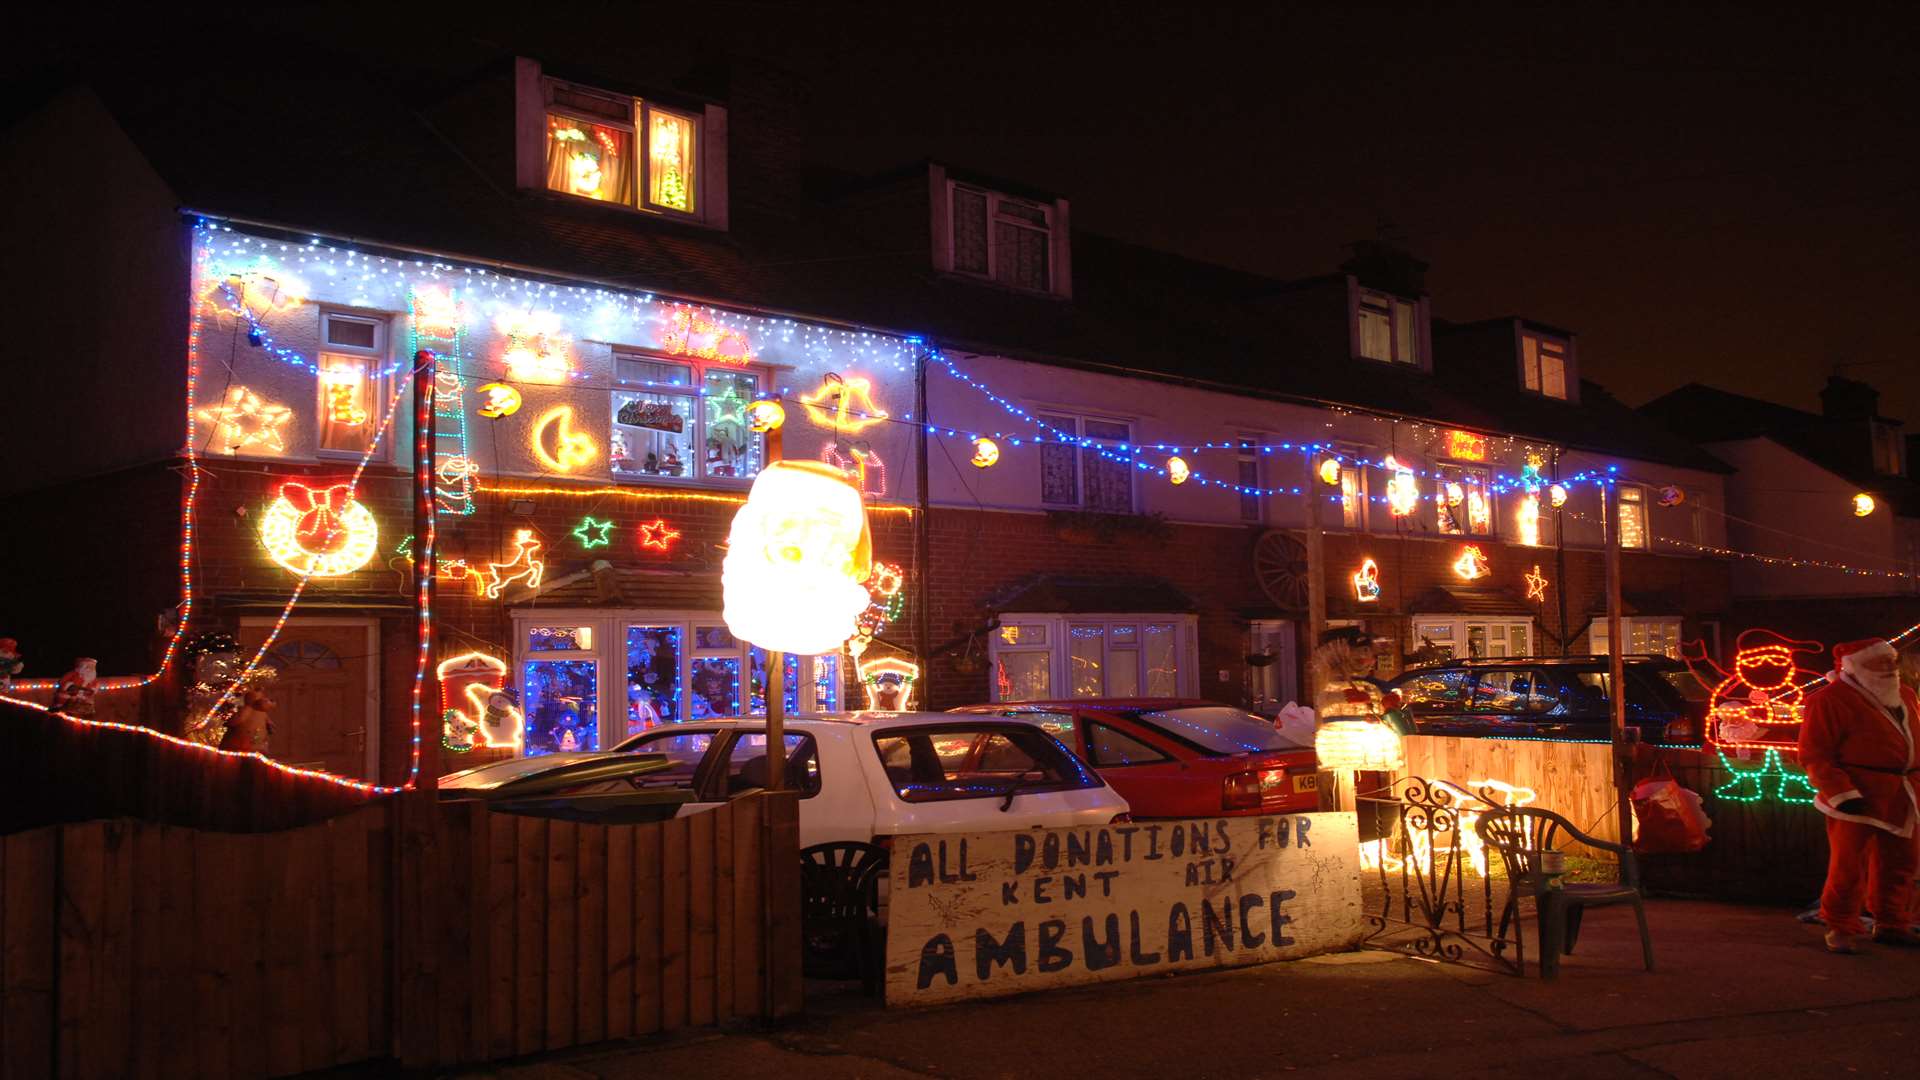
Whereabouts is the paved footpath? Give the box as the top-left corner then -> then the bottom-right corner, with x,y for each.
460,900 -> 1920,1079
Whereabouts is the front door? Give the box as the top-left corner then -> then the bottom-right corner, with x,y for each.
237,620 -> 376,779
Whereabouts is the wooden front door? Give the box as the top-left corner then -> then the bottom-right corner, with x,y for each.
238,621 -> 376,779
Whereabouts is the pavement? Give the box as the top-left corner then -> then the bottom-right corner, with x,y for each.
457,900 -> 1920,1079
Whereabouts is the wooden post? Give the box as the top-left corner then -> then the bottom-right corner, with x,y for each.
1305,462 -> 1335,811
1603,482 -> 1634,875
915,346 -> 933,707
765,651 -> 784,791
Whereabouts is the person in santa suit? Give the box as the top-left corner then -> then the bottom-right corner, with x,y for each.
1799,637 -> 1920,953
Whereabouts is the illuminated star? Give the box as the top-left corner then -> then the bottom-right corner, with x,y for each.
572,516 -> 615,549
197,386 -> 293,455
1523,565 -> 1549,601
706,383 -> 750,429
639,519 -> 681,552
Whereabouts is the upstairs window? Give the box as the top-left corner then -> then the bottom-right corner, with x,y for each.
1356,289 -> 1421,365
1435,463 -> 1492,536
611,353 -> 764,482
1614,484 -> 1649,550
1236,436 -> 1263,523
950,183 -> 1053,292
1038,414 -> 1133,513
1521,332 -> 1570,400
317,311 -> 387,457
543,87 -> 702,218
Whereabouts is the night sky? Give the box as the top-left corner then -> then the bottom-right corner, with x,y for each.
21,4 -> 1919,425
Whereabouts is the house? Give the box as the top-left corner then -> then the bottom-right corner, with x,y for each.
0,40 -> 1739,791
1641,377 -> 1920,644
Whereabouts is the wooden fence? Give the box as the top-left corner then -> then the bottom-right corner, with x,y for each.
1394,735 -> 1624,843
0,792 -> 801,1079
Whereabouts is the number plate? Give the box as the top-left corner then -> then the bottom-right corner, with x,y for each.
1292,773 -> 1318,793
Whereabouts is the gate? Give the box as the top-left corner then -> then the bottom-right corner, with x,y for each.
1356,777 -> 1525,974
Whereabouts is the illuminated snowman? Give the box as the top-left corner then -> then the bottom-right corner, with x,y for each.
722,460 -> 873,656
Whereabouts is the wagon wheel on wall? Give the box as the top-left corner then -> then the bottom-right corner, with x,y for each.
1253,530 -> 1311,610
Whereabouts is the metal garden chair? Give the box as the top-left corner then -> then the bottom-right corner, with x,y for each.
1476,807 -> 1655,979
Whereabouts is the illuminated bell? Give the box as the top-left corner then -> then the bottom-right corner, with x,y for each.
970,437 -> 1000,469
1548,483 -> 1568,508
476,382 -> 522,418
1853,492 -> 1876,517
1167,456 -> 1190,485
747,399 -> 785,433
1318,458 -> 1341,486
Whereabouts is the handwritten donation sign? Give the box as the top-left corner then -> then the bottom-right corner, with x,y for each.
884,812 -> 1365,1006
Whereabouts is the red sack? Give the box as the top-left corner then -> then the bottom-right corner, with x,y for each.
1631,774 -> 1712,854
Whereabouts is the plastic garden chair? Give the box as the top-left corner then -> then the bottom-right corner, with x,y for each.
1476,807 -> 1655,979
799,841 -> 889,993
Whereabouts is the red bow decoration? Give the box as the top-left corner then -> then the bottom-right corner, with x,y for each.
282,482 -> 356,555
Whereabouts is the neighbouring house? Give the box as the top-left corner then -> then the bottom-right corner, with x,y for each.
1641,377 -> 1920,645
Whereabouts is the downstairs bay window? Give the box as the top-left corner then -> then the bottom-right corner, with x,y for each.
513,612 -> 843,756
988,614 -> 1197,702
1588,617 -> 1683,658
1410,616 -> 1533,661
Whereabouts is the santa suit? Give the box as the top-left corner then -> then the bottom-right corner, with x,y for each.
1798,667 -> 1920,936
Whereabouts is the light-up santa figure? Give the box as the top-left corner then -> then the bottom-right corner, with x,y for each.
721,460 -> 873,656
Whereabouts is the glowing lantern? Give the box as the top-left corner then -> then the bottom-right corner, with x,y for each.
1167,456 -> 1190,485
476,382 -> 523,418
747,399 -> 785,433
1385,456 -> 1420,517
1315,720 -> 1405,771
1853,493 -> 1876,517
531,406 -> 597,472
722,460 -> 874,655
971,437 -> 1000,469
1352,558 -> 1381,603
259,482 -> 380,578
1452,544 -> 1490,581
1318,457 -> 1341,486
1548,483 -> 1569,508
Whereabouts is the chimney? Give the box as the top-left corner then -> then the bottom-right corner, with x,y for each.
1819,375 -> 1880,421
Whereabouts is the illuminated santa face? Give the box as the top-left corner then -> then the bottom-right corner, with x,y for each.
722,460 -> 873,655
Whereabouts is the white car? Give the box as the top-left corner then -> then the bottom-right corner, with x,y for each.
441,711 -> 1131,849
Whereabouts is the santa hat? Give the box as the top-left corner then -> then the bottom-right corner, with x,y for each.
1827,638 -> 1895,682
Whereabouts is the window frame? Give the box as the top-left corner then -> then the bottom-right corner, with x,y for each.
538,79 -> 709,224
1354,288 -> 1423,366
639,101 -> 701,218
1236,435 -> 1265,523
542,107 -> 637,207
1519,331 -> 1571,400
315,309 -> 391,462
1435,462 -> 1494,537
1035,412 -> 1135,513
946,181 -> 1055,293
1588,616 -> 1683,658
609,350 -> 767,486
1614,484 -> 1650,550
1409,616 -> 1535,660
988,613 -> 1198,703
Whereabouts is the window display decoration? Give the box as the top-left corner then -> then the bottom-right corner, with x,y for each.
970,437 -> 1000,468
1351,558 -> 1381,603
1516,491 -> 1542,547
323,370 -> 369,426
747,399 -> 786,433
572,516 -> 615,549
1444,481 -> 1465,507
822,442 -> 887,498
259,482 -> 380,577
648,110 -> 696,212
483,528 -> 546,599
690,656 -> 742,718
859,654 -> 920,711
1658,484 -> 1686,507
799,373 -> 889,435
1451,544 -> 1489,581
476,382 -> 523,418
437,652 -> 523,753
1467,487 -> 1492,533
1166,456 -> 1190,485
1385,456 -> 1420,517
660,304 -> 755,364
1523,565 -> 1549,602
1853,493 -> 1876,517
197,385 -> 294,455
627,626 -> 683,734
524,657 -> 599,754
496,309 -> 573,384
1442,429 -> 1488,461
1549,483 -> 1569,508
530,405 -> 598,472
722,460 -> 873,655
638,518 -> 681,552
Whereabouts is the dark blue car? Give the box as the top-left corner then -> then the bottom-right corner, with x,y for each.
1384,656 -> 1709,744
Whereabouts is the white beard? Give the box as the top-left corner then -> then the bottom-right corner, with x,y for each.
1844,666 -> 1906,710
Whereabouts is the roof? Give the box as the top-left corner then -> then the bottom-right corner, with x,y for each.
55,46 -> 1725,473
1404,586 -> 1536,616
987,575 -> 1198,615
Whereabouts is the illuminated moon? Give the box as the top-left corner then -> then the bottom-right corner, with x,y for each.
530,405 -> 597,472
970,437 -> 1000,468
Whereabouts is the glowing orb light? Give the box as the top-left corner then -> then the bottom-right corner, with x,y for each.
722,460 -> 873,655
477,382 -> 523,418
971,437 -> 1000,468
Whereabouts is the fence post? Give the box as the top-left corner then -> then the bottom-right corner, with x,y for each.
759,791 -> 803,1018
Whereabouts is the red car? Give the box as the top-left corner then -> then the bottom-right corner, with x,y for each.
951,699 -> 1319,818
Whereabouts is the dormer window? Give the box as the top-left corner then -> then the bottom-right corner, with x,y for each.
1520,332 -> 1570,400
948,183 -> 1055,293
521,61 -> 723,228
1355,289 -> 1421,365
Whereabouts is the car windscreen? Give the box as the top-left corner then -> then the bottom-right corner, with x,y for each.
1646,667 -> 1710,706
872,723 -> 1100,803
1130,706 -> 1310,754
